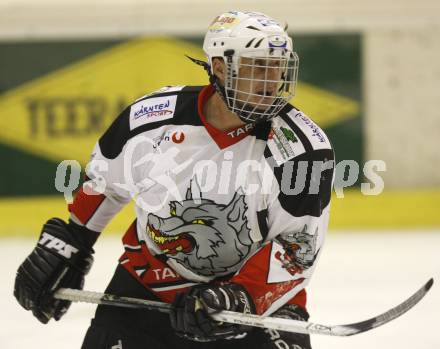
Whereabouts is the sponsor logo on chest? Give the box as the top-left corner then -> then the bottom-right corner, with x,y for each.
152,131 -> 185,150
226,123 -> 255,138
152,267 -> 178,280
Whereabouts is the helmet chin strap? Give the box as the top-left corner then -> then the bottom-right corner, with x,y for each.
185,55 -> 230,110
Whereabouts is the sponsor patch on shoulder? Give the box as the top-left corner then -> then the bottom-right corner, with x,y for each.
268,226 -> 318,284
268,242 -> 303,283
287,109 -> 331,150
129,95 -> 177,130
267,118 -> 306,165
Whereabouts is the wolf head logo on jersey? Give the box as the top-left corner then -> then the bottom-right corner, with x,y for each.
146,178 -> 253,276
275,225 -> 319,276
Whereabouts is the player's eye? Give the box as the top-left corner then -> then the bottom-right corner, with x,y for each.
191,219 -> 206,225
170,207 -> 177,216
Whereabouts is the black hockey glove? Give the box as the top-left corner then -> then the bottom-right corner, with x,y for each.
170,283 -> 255,342
14,218 -> 95,324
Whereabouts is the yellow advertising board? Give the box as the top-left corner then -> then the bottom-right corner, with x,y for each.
0,37 -> 358,165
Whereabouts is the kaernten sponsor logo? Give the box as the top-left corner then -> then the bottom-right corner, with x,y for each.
133,99 -> 173,119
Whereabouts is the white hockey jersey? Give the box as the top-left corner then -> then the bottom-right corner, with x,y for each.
68,85 -> 334,316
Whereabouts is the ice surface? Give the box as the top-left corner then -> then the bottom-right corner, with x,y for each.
1,231 -> 439,348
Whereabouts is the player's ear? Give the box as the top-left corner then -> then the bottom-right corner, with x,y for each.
212,57 -> 226,84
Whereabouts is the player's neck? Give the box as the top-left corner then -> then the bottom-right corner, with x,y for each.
204,92 -> 246,131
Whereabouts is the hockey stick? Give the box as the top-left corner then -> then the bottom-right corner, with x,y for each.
55,278 -> 433,336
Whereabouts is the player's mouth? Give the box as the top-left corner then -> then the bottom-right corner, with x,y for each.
256,89 -> 275,97
147,224 -> 194,255
251,89 -> 277,107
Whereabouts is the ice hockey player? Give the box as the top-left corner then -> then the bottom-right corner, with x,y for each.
14,10 -> 334,349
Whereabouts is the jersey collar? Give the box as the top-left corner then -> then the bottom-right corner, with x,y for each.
197,85 -> 255,149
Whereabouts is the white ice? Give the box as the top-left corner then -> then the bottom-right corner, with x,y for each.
1,231 -> 439,348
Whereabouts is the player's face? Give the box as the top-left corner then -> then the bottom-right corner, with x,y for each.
233,56 -> 284,110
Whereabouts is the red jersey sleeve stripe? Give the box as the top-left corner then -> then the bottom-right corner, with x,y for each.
68,187 -> 106,225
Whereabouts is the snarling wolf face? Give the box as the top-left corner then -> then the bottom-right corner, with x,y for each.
275,225 -> 319,276
146,179 -> 253,276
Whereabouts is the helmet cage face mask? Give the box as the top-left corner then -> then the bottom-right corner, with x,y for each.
202,11 -> 300,123
223,49 -> 299,123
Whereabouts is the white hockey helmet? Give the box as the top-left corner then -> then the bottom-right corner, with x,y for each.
202,11 -> 299,123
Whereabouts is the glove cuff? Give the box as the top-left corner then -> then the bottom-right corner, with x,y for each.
67,219 -> 100,251
221,283 -> 256,315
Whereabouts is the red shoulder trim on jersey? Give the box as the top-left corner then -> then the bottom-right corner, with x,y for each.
197,85 -> 253,149
68,187 -> 106,225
